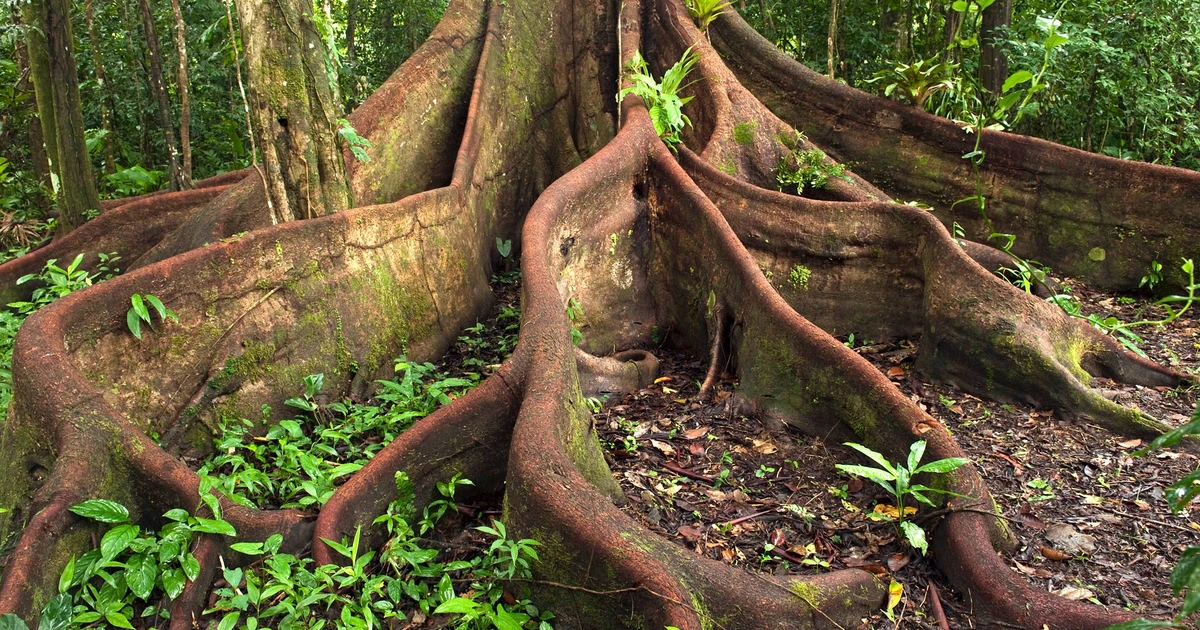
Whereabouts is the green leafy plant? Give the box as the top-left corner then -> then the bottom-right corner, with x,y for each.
338,119 -> 373,162
685,0 -> 732,33
787,264 -> 811,290
835,441 -> 969,554
1141,260 -> 1164,290
867,57 -> 959,110
104,165 -> 166,198
125,293 -> 179,340
776,132 -> 849,195
618,48 -> 700,151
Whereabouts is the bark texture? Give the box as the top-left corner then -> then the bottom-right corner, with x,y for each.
139,0 -> 189,191
236,0 -> 349,223
0,1 -> 1196,629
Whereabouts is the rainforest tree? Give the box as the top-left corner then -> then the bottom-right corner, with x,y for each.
0,0 -> 1197,629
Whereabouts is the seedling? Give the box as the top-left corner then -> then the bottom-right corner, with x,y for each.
126,293 -> 178,340
836,441 -> 969,554
619,48 -> 701,151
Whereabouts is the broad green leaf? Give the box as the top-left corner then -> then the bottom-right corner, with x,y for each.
492,604 -> 530,630
0,614 -> 29,630
1166,470 -> 1200,513
161,568 -> 185,599
843,442 -> 897,475
162,508 -> 190,522
126,553 -> 157,600
130,294 -> 149,322
906,440 -> 926,472
181,553 -> 200,581
191,517 -> 236,536
230,541 -> 265,555
1044,32 -> 1069,50
434,598 -> 481,615
37,594 -> 72,630
1170,547 -> 1200,593
58,556 -> 75,593
105,612 -> 134,630
901,521 -> 929,555
100,524 -> 140,560
914,457 -> 969,474
1002,71 -> 1033,93
69,499 -> 130,523
127,309 -> 142,339
217,611 -> 240,630
835,464 -> 896,488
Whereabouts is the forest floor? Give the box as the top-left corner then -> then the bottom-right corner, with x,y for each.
597,275 -> 1199,629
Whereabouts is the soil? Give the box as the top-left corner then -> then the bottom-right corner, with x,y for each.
597,276 -> 1199,628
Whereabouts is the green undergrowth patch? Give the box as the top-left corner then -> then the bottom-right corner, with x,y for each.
0,253 -> 120,418
0,276 -> 550,629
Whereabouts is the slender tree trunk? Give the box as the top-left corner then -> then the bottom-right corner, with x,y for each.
122,0 -> 150,159
826,0 -> 838,79
979,0 -> 1011,94
46,0 -> 104,232
23,0 -> 60,189
138,0 -> 188,190
943,4 -> 962,63
11,13 -> 51,201
881,2 -> 909,55
170,0 -> 193,184
236,0 -> 350,222
84,0 -> 118,175
345,0 -> 358,64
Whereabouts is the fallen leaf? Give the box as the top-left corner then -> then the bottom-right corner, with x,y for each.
873,504 -> 917,519
650,439 -> 676,456
887,366 -> 906,379
688,443 -> 706,456
847,477 -> 864,493
886,580 -> 903,617
662,386 -> 677,394
886,553 -> 910,572
677,525 -> 703,543
713,390 -> 731,402
654,376 -> 674,384
751,439 -> 778,455
720,548 -> 735,563
1039,545 -> 1070,561
770,529 -> 787,547
703,489 -> 727,501
1054,586 -> 1094,601
682,426 -> 710,440
1133,499 -> 1151,511
1118,438 -> 1142,449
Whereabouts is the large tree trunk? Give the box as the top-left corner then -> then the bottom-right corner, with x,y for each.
138,0 -> 189,190
11,15 -> 52,201
22,0 -> 60,192
44,0 -> 104,233
980,0 -> 1012,94
84,0 -> 118,175
236,0 -> 350,223
170,0 -> 193,182
0,1 -> 1196,629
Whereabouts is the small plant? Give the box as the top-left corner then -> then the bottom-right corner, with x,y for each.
125,293 -> 178,340
566,296 -> 585,345
337,118 -> 373,162
787,264 -> 811,290
776,132 -> 849,195
685,0 -> 731,33
1141,260 -> 1164,290
104,165 -> 165,197
867,57 -> 958,110
618,48 -> 700,151
495,237 -> 513,259
836,441 -> 969,554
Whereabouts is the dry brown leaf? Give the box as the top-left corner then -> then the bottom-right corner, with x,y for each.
770,529 -> 787,548
1039,545 -> 1070,561
886,553 -> 910,572
682,426 -> 710,440
887,366 -> 906,379
688,443 -> 706,456
677,525 -> 703,543
1054,586 -> 1095,601
653,376 -> 674,384
720,548 -> 735,563
1118,438 -> 1143,449
650,439 -> 676,456
752,439 -> 778,455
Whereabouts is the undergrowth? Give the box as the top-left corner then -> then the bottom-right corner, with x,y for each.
0,278 -> 540,630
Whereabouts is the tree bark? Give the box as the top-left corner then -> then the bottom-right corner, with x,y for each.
826,0 -> 838,79
236,0 -> 350,222
22,0 -> 60,189
44,0 -> 104,233
84,0 -> 118,175
980,0 -> 1011,94
170,0 -> 193,183
11,13 -> 52,200
138,0 -> 189,191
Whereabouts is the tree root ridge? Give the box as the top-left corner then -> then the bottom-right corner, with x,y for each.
0,0 -> 1194,627
708,10 -> 1200,291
